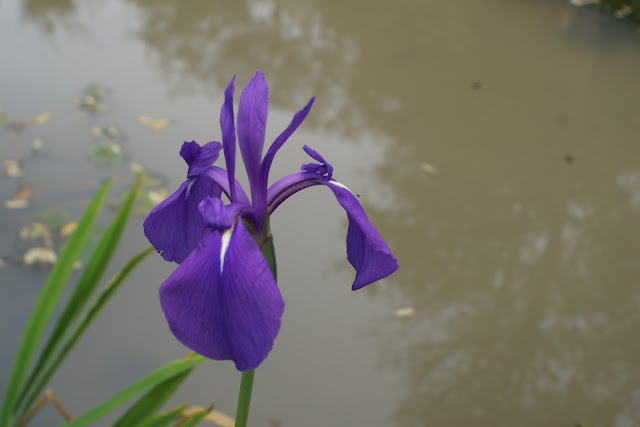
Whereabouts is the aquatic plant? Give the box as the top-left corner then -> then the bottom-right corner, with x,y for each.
144,71 -> 398,425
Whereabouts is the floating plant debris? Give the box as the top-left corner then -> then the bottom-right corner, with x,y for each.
90,125 -> 120,139
395,307 -> 416,318
419,161 -> 438,175
19,222 -> 53,247
59,221 -> 77,237
22,246 -> 57,267
137,115 -> 170,132
0,112 -> 11,127
37,210 -> 71,232
4,183 -> 32,209
78,85 -> 107,113
88,142 -> 123,164
32,112 -> 51,126
4,159 -> 24,178
147,187 -> 168,206
31,138 -> 44,153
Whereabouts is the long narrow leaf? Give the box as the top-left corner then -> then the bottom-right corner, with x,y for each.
16,246 -> 154,423
0,180 -> 112,427
17,180 -> 141,415
113,363 -> 192,427
175,407 -> 211,427
59,354 -> 206,427
136,404 -> 187,427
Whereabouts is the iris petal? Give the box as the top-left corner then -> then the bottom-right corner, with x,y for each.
237,71 -> 269,208
220,76 -> 237,201
180,141 -> 222,178
325,181 -> 398,290
159,220 -> 284,371
143,176 -> 221,263
266,170 -> 398,290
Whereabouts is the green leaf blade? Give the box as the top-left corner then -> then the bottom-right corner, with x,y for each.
175,407 -> 211,427
113,358 -> 191,427
16,180 -> 141,417
17,246 -> 154,423
136,404 -> 187,427
59,354 -> 206,427
0,179 -> 112,427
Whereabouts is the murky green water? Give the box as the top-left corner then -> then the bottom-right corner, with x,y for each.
2,1 -> 640,426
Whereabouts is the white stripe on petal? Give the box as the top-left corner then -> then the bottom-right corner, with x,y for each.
328,180 -> 354,195
220,227 -> 233,274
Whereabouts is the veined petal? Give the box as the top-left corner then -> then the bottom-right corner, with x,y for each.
180,141 -> 223,178
267,169 -> 398,290
202,166 -> 250,206
255,97 -> 314,225
325,181 -> 398,290
237,71 -> 269,207
144,175 -> 222,264
301,145 -> 333,180
267,171 -> 323,214
220,76 -> 237,201
159,220 -> 284,371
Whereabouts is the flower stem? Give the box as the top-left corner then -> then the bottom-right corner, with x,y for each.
235,369 -> 255,427
234,216 -> 277,427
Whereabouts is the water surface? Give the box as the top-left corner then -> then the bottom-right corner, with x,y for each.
1,1 -> 640,426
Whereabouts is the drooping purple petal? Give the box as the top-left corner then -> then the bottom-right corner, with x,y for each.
266,169 -> 398,290
237,71 -> 269,207
180,141 -> 223,178
220,76 -> 237,202
143,176 -> 221,263
325,181 -> 398,290
159,219 -> 284,371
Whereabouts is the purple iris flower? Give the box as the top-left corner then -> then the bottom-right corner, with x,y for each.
144,71 -> 398,371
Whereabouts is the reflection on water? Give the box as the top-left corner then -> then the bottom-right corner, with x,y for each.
6,0 -> 640,426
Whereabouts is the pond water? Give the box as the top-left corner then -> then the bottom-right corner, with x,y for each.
1,0 -> 640,426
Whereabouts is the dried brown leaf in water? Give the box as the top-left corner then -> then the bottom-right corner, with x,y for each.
32,138 -> 44,152
419,162 -> 438,175
137,115 -> 170,132
4,159 -> 23,177
59,222 -> 77,237
181,406 -> 234,427
23,246 -> 57,266
395,307 -> 416,318
4,183 -> 32,209
0,258 -> 4,268
10,122 -> 26,132
19,222 -> 53,247
129,162 -> 145,175
33,112 -> 51,126
147,188 -> 169,206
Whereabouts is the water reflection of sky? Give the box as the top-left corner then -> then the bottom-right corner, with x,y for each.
2,0 -> 640,426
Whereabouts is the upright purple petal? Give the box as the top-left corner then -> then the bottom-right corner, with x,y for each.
301,145 -> 332,180
180,141 -> 223,178
143,176 -> 221,263
237,71 -> 269,207
220,76 -> 237,201
325,181 -> 398,290
159,220 -> 284,371
255,97 -> 314,225
261,98 -> 315,185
